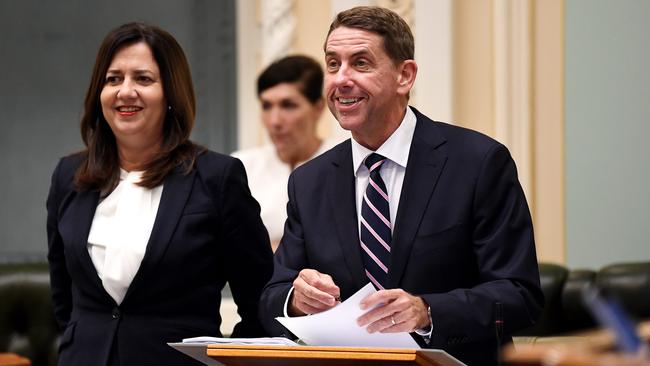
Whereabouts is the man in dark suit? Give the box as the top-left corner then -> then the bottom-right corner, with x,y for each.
259,6 -> 543,365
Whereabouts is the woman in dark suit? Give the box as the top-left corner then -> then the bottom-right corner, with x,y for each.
46,22 -> 273,366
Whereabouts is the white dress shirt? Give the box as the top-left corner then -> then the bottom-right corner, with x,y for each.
232,139 -> 337,244
351,107 -> 417,234
352,107 -> 431,337
87,169 -> 163,305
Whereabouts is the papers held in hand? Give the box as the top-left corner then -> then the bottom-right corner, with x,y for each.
276,283 -> 421,349
169,284 -> 467,365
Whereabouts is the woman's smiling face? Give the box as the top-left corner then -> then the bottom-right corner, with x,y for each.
100,42 -> 166,148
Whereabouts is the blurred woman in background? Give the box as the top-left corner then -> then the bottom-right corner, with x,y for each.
233,55 -> 336,251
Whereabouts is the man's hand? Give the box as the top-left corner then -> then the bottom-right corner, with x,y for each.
288,269 -> 341,316
357,289 -> 430,333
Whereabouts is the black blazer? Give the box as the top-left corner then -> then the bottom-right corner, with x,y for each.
46,150 -> 273,366
260,108 -> 543,366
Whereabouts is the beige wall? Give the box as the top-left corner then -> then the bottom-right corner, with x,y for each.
532,0 -> 565,264
453,0 -> 495,137
451,0 -> 564,263
293,0 -> 344,140
293,0 -> 330,62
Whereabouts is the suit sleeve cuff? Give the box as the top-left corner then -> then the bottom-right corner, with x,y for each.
414,305 -> 433,340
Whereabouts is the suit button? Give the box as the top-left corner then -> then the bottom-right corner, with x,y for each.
112,307 -> 120,319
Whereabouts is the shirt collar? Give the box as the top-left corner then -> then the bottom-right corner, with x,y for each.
119,168 -> 144,183
351,106 -> 417,176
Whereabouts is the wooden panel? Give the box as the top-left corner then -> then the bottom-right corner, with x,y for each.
206,345 -> 447,366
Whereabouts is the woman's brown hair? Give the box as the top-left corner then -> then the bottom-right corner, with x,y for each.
75,22 -> 202,192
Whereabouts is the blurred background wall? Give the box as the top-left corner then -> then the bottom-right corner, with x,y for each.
0,0 -> 648,268
565,0 -> 650,268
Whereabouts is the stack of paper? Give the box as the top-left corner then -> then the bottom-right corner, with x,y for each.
169,336 -> 298,365
181,336 -> 299,346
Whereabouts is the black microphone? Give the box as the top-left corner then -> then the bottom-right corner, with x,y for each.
495,302 -> 504,366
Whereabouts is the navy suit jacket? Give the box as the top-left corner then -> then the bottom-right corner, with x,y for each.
46,150 -> 273,366
260,108 -> 543,366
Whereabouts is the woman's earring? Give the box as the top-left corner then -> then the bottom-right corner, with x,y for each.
168,105 -> 172,111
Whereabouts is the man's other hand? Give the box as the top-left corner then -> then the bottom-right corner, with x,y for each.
357,289 -> 430,333
288,269 -> 341,316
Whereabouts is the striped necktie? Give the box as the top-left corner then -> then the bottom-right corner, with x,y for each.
360,153 -> 391,290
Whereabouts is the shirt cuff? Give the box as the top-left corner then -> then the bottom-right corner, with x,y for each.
283,286 -> 295,317
414,305 -> 433,340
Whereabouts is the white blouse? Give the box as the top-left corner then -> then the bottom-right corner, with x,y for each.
87,169 -> 163,305
232,139 -> 338,243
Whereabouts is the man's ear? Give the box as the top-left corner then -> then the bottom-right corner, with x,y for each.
396,60 -> 418,96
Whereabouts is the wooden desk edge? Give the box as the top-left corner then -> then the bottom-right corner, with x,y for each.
206,344 -> 418,353
206,345 -> 419,361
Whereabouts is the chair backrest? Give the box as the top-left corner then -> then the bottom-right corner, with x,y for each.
561,268 -> 597,332
516,263 -> 568,336
596,262 -> 650,320
0,263 -> 59,366
517,261 -> 650,337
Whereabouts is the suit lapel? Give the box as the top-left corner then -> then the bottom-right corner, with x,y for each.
70,189 -> 104,290
389,114 -> 448,288
123,167 -> 196,301
329,141 -> 367,289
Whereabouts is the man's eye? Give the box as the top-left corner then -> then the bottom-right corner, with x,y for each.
355,59 -> 368,68
327,60 -> 339,70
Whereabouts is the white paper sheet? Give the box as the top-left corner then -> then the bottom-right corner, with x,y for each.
181,336 -> 299,346
167,336 -> 298,366
276,283 -> 421,349
168,336 -> 299,365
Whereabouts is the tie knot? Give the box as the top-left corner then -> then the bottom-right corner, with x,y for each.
364,153 -> 386,172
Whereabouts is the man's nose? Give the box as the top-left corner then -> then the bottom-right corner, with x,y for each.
333,64 -> 354,88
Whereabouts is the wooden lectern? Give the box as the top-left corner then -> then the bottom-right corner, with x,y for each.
0,353 -> 31,366
206,345 -> 463,366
